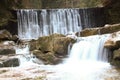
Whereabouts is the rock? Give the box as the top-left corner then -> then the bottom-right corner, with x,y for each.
100,24 -> 120,34
0,41 -> 15,55
77,28 -> 99,37
2,58 -> 19,67
113,49 -> 120,60
104,31 -> 120,67
0,49 -> 15,55
32,50 -> 60,64
30,33 -> 75,64
0,54 -> 20,67
111,59 -> 120,68
78,23 -> 120,37
0,63 -> 3,67
53,37 -> 74,56
11,35 -> 19,42
104,31 -> 120,49
0,30 -> 12,40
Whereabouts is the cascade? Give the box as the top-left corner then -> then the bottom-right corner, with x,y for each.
67,34 -> 109,63
15,44 -> 42,66
17,9 -> 82,39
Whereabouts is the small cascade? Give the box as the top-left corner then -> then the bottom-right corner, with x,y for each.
67,34 -> 110,63
15,44 -> 42,66
17,9 -> 82,39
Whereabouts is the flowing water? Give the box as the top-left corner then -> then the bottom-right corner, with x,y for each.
17,8 -> 106,40
0,34 -> 120,80
17,9 -> 82,39
15,34 -> 116,80
45,34 -> 112,80
7,8 -> 119,80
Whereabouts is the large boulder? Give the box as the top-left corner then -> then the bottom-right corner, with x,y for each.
104,31 -> 120,49
30,33 -> 75,64
78,23 -> 120,37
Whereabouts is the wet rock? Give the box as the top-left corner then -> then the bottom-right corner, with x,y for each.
78,23 -> 120,37
32,50 -> 60,64
0,49 -> 15,55
2,58 -> 19,67
0,56 -> 19,67
0,30 -> 12,40
0,41 -> 15,55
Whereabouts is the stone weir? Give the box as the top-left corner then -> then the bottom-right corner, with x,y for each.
17,7 -> 106,39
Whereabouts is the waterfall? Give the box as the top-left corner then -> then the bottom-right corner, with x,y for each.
12,33 -> 113,80
46,34 -> 111,80
17,9 -> 82,39
15,44 -> 43,66
17,8 -> 106,40
66,34 -> 110,64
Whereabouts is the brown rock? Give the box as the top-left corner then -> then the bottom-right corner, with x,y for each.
104,31 -> 120,49
78,28 -> 99,37
30,33 -> 75,64
78,23 -> 120,37
32,50 -> 60,64
53,37 -> 74,56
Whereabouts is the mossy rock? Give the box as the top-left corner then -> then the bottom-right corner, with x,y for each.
30,33 -> 75,64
